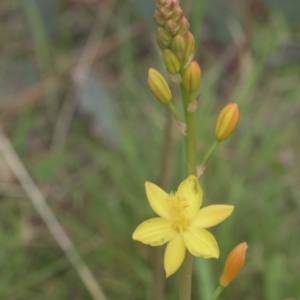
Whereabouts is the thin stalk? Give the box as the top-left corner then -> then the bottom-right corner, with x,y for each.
179,85 -> 197,300
210,285 -> 224,300
201,140 -> 220,165
181,86 -> 197,176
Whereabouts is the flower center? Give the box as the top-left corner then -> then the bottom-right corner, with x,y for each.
168,193 -> 188,232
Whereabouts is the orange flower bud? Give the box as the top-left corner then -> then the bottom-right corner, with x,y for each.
148,68 -> 172,104
182,61 -> 201,92
219,242 -> 248,287
215,103 -> 239,141
162,49 -> 181,74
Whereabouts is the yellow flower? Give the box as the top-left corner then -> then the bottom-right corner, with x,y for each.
132,175 -> 234,277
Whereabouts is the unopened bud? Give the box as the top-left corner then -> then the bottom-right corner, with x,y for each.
153,11 -> 166,26
160,6 -> 173,19
164,19 -> 180,36
177,17 -> 190,35
155,0 -> 168,7
164,0 -> 179,8
183,32 -> 195,67
162,49 -> 181,74
170,34 -> 186,59
170,6 -> 183,21
148,68 -> 172,104
182,61 -> 201,92
220,242 -> 248,287
156,27 -> 173,49
215,103 -> 239,141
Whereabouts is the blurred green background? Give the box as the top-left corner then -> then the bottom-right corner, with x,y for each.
0,0 -> 300,299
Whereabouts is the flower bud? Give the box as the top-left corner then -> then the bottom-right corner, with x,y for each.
170,6 -> 183,21
148,68 -> 172,104
182,61 -> 201,92
170,34 -> 186,59
156,27 -> 173,49
164,19 -> 180,36
160,6 -> 173,19
164,0 -> 179,8
155,0 -> 168,7
219,242 -> 248,287
162,49 -> 181,74
215,103 -> 239,141
183,31 -> 195,67
177,17 -> 190,35
153,11 -> 166,26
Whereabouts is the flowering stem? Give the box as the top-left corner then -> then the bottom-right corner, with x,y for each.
180,86 -> 197,176
167,102 -> 182,123
201,140 -> 220,166
210,285 -> 224,300
179,85 -> 196,300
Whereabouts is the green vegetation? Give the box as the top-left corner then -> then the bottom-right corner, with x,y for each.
0,0 -> 299,299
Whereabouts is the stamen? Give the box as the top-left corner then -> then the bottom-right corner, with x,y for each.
168,193 -> 189,232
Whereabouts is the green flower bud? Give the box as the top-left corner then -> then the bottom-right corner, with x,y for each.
170,6 -> 183,21
153,11 -> 166,26
155,0 -> 168,7
156,27 -> 173,49
164,19 -> 180,36
183,31 -> 195,67
177,17 -> 190,35
148,68 -> 172,104
170,34 -> 186,59
182,61 -> 201,92
162,49 -> 181,74
160,7 -> 173,19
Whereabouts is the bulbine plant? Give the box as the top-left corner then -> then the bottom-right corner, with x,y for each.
132,1 -> 247,299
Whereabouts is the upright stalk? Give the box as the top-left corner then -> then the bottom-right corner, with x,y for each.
179,85 -> 197,300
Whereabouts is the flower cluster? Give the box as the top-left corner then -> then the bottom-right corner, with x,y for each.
154,0 -> 195,70
148,0 -> 201,107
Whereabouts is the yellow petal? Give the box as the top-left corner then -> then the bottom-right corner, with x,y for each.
183,227 -> 219,258
176,175 -> 203,219
132,218 -> 176,246
190,205 -> 234,228
145,182 -> 172,219
164,234 -> 186,277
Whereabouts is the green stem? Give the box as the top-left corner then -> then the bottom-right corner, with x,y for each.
201,140 -> 220,166
180,86 -> 197,176
179,85 -> 196,300
210,285 -> 224,300
167,102 -> 182,123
